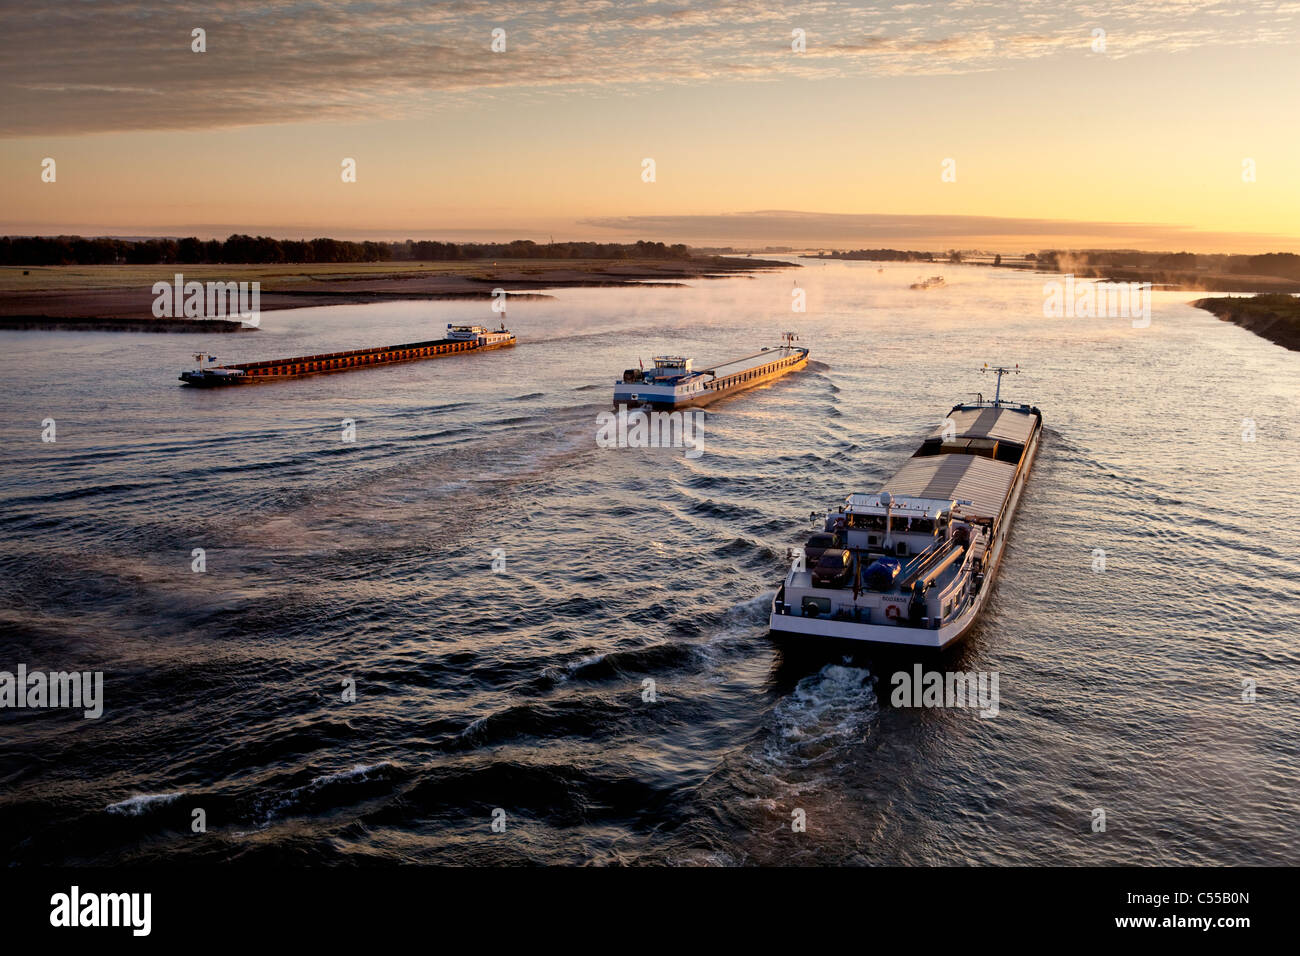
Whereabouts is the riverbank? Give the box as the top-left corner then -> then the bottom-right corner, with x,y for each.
1059,266 -> 1300,293
0,256 -> 794,330
0,316 -> 252,333
1193,294 -> 1300,352
802,250 -> 1300,293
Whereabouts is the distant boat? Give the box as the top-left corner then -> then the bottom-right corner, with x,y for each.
613,332 -> 808,409
178,324 -> 515,387
909,275 -> 945,290
770,365 -> 1041,649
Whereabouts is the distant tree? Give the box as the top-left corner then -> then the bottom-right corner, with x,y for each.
1234,252 -> 1300,280
281,240 -> 311,262
177,237 -> 205,264
72,237 -> 120,264
1156,251 -> 1197,270
0,234 -> 700,266
125,239 -> 173,264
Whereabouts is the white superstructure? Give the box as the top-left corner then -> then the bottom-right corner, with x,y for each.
613,334 -> 809,409
446,324 -> 515,347
769,366 -> 1041,649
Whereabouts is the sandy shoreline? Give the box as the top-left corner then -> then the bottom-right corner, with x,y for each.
0,257 -> 794,331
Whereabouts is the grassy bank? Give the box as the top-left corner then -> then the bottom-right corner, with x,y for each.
1193,294 -> 1300,352
0,256 -> 795,328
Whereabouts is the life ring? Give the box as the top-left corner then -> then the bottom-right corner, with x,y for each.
885,604 -> 902,621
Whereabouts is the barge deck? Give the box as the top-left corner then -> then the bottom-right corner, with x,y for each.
769,365 -> 1041,650
179,324 -> 514,386
613,332 -> 808,409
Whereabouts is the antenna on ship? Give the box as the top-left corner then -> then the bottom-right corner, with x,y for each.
880,490 -> 895,550
980,363 -> 1020,405
782,331 -> 798,349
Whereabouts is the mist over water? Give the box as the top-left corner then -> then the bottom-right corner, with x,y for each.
1,259 -> 1297,865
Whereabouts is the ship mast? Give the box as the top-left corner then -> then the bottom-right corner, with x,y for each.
980,363 -> 1020,405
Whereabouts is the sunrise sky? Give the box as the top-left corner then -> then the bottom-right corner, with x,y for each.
2,0 -> 1299,251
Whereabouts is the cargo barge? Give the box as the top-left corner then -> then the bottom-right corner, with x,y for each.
613,332 -> 808,409
179,324 -> 515,386
770,365 -> 1041,650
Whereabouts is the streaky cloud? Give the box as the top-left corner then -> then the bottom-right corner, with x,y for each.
0,0 -> 1294,135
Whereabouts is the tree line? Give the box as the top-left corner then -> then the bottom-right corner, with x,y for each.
1033,250 -> 1300,280
814,249 -> 936,261
0,235 -> 692,266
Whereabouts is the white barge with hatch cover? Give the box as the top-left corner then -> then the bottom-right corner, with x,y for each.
613,333 -> 808,409
770,366 -> 1042,649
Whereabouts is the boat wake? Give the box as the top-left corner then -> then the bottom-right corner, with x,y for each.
105,792 -> 185,816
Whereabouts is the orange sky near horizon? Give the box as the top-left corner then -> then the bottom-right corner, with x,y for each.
2,1 -> 1299,253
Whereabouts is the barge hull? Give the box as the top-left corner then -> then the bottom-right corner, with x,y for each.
770,422 -> 1041,649
614,347 -> 808,409
179,334 -> 514,387
768,387 -> 1041,650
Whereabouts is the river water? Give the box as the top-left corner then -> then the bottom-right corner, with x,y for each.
1,259 -> 1296,865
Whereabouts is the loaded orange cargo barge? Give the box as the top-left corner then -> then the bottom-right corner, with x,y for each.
179,324 -> 515,387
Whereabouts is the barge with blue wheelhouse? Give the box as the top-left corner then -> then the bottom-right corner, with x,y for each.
613,332 -> 807,409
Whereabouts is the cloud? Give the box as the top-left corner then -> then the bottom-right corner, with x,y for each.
0,0 -> 1293,136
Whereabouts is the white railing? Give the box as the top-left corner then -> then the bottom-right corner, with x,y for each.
934,546 -> 978,624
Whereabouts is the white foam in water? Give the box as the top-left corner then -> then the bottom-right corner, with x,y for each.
726,592 -> 775,622
725,664 -> 880,821
768,664 -> 878,760
306,762 -> 391,788
254,762 -> 395,828
105,792 -> 184,815
694,592 -> 776,673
